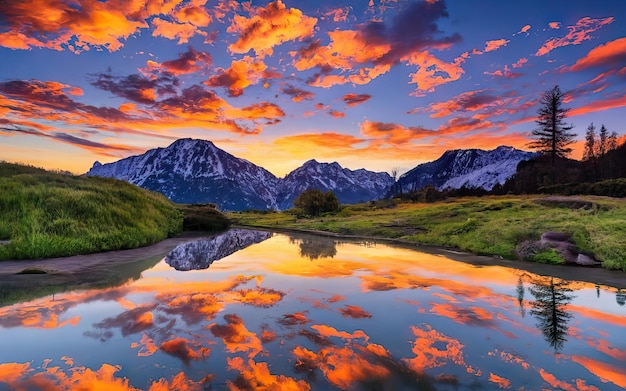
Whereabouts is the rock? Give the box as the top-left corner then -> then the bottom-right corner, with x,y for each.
576,254 -> 601,266
538,231 -> 598,266
541,232 -> 571,242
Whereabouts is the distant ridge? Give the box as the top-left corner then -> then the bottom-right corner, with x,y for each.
87,139 -> 393,211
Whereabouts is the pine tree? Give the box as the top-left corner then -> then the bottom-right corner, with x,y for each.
582,122 -> 596,161
598,124 -> 608,157
528,85 -> 576,164
607,131 -> 619,151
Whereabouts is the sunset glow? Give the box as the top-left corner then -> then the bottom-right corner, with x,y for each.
1,0 -> 624,175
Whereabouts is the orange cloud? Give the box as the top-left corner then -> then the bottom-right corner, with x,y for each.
535,17 -> 614,56
484,39 -> 509,53
568,357 -> 626,389
488,373 -> 511,389
323,7 -> 351,23
403,324 -> 466,372
205,56 -> 267,97
328,110 -> 345,118
360,120 -> 434,144
569,95 -> 626,117
151,17 -> 205,44
568,37 -> 626,71
512,58 -> 528,68
209,313 -> 263,358
281,85 -> 314,102
159,338 -> 210,365
0,0 -> 165,52
227,357 -> 310,390
549,22 -> 561,29
518,24 -> 531,34
228,0 -> 317,57
405,51 -> 465,94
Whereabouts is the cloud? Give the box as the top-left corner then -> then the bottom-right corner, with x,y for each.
0,0 -> 159,52
205,57 -> 267,97
569,95 -> 626,117
227,0 -> 317,57
281,84 -> 314,102
512,58 -> 528,68
343,93 -> 372,107
517,25 -> 531,35
484,39 -> 509,53
292,0 -> 461,92
427,89 -> 501,118
90,73 -> 179,104
483,65 -> 523,79
328,110 -> 345,118
322,7 -> 351,23
405,51 -> 465,93
568,37 -> 626,72
144,47 -> 212,76
549,22 -> 561,29
535,16 -> 614,56
361,120 -> 434,144
159,338 -> 210,366
338,305 -> 372,319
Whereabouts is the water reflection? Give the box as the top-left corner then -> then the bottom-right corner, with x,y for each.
165,228 -> 271,270
529,277 -> 574,352
1,230 -> 625,390
289,236 -> 338,260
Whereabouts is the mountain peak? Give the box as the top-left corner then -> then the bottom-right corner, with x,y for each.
395,146 -> 537,193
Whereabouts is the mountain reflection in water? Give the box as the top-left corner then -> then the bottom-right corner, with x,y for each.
0,230 -> 625,390
165,228 -> 272,270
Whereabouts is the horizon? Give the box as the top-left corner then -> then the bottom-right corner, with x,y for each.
1,0 -> 625,177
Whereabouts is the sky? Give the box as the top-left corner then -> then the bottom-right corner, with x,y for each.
1,0 -> 625,177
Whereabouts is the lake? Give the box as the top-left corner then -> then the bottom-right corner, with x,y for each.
1,228 -> 625,390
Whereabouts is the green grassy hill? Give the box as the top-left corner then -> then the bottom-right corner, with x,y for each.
0,162 -> 183,260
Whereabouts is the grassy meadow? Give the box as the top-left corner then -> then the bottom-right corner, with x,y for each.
230,196 -> 626,271
0,162 -> 183,260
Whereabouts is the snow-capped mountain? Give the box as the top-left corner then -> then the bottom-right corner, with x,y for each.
276,159 -> 394,210
393,146 -> 537,193
88,138 -> 281,211
87,139 -> 393,211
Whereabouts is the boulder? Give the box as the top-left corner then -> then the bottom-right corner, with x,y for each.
538,231 -> 600,266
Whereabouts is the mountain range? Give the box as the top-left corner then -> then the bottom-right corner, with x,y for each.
87,139 -> 536,211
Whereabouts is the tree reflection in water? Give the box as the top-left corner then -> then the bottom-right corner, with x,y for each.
289,236 -> 338,260
516,276 -> 526,318
529,277 -> 574,352
617,289 -> 626,306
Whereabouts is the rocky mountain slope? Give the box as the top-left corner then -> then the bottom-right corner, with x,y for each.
277,160 -> 393,210
393,146 -> 538,193
88,138 -> 392,211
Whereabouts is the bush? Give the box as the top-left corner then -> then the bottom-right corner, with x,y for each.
293,189 -> 341,217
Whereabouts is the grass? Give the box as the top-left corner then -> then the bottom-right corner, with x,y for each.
230,195 -> 626,271
0,162 -> 184,260
176,203 -> 231,231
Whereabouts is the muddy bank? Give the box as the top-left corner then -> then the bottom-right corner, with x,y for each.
0,232 -> 220,306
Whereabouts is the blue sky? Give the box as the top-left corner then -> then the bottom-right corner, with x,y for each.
1,0 -> 625,176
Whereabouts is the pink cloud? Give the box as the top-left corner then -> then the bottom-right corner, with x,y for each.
568,37 -> 626,71
484,39 -> 510,53
535,16 -> 614,56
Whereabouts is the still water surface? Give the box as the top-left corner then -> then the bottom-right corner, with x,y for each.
1,229 -> 625,390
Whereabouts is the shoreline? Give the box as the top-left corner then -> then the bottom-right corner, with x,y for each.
235,224 -> 626,289
1,227 -> 625,304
